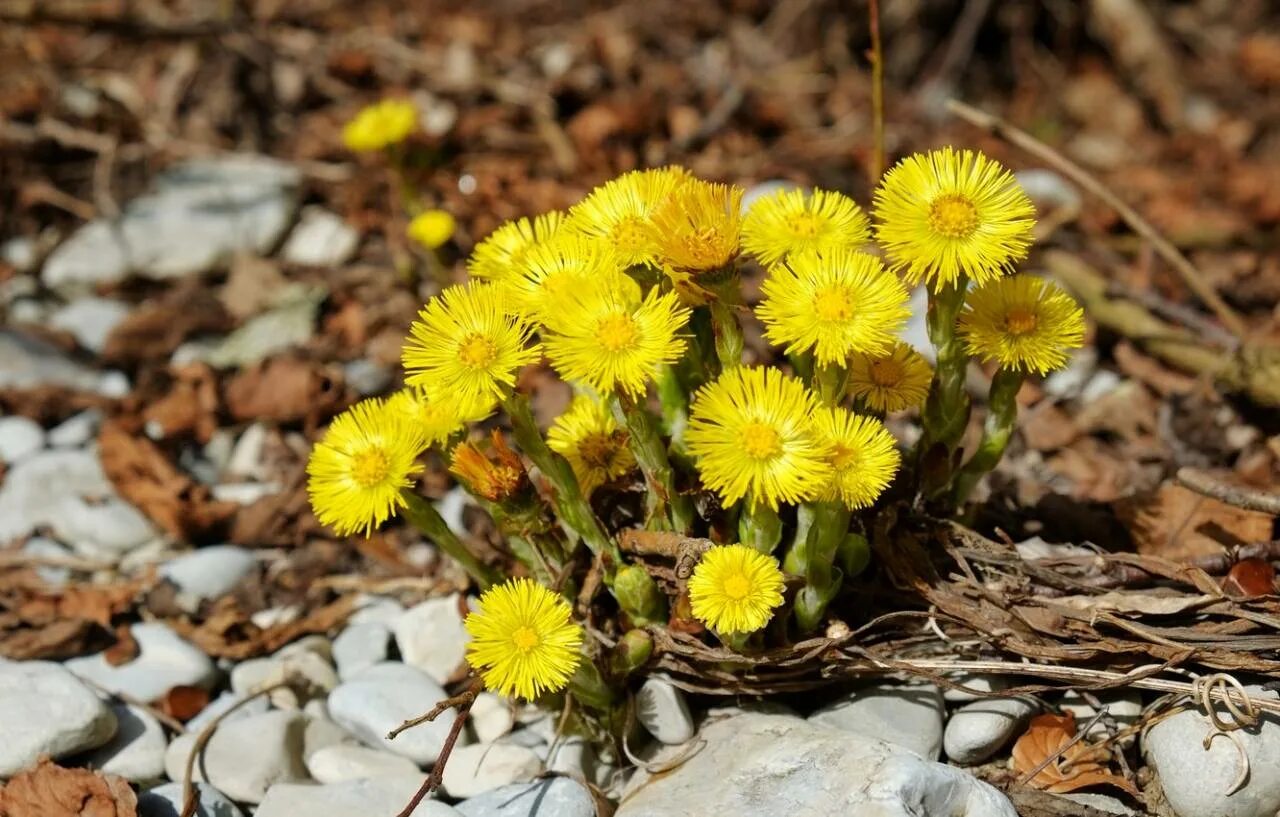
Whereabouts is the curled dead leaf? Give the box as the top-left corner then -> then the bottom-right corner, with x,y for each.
0,757 -> 138,817
1011,712 -> 1139,797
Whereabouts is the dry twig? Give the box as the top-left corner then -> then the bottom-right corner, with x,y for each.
1177,467 -> 1280,515
180,682 -> 290,817
389,679 -> 482,817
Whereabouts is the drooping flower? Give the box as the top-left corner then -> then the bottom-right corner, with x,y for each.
567,167 -> 687,268
957,274 -> 1086,375
685,366 -> 830,510
873,147 -> 1036,290
306,397 -> 426,537
846,342 -> 933,414
547,396 -> 636,495
811,407 -> 900,509
464,578 -> 583,700
688,544 -> 786,635
469,212 -> 566,282
502,234 -> 627,323
407,209 -> 456,250
342,99 -> 418,152
648,177 -> 743,278
450,431 -> 526,503
756,248 -> 911,365
741,187 -> 870,266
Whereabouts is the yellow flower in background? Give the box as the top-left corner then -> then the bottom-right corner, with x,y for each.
465,577 -> 583,700
407,210 -> 456,250
469,212 -> 566,282
568,167 -> 687,268
756,248 -> 911,366
548,396 -> 637,495
873,147 -> 1035,290
648,177 -> 743,276
847,342 -> 933,414
306,397 -> 426,537
503,234 -> 627,322
542,279 -> 690,397
685,366 -> 830,510
386,386 -> 490,444
811,407 -> 900,509
342,99 -> 418,152
741,187 -> 870,266
957,274 -> 1086,375
688,544 -> 785,635
402,282 -> 541,406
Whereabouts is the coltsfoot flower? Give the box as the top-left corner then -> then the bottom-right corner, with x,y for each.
469,212 -> 565,282
648,177 -> 743,278
741,187 -> 870,266
407,209 -> 456,250
873,147 -> 1035,290
811,407 -> 901,509
306,397 -> 426,536
688,544 -> 786,634
567,167 -> 687,268
504,234 -> 627,323
957,274 -> 1086,374
548,396 -> 636,495
846,342 -> 933,414
386,386 -> 488,445
464,578 -> 583,700
342,99 -> 418,152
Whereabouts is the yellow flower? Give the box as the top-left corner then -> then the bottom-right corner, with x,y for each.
847,342 -> 933,414
342,99 -> 417,152
756,248 -> 911,366
811,407 -> 900,509
685,366 -> 830,510
541,278 -> 690,397
567,167 -> 687,268
873,147 -> 1036,290
469,212 -> 565,282
741,187 -> 870,266
502,234 -> 626,323
386,386 -> 489,444
957,274 -> 1086,375
464,578 -> 583,700
548,396 -> 636,495
407,210 -> 456,250
402,282 -> 541,407
688,544 -> 785,635
648,177 -> 743,277
450,431 -> 526,503
306,397 -> 426,537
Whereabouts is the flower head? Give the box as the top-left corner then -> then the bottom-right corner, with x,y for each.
957,274 -> 1086,374
503,234 -> 627,323
342,99 -> 417,152
402,282 -> 541,406
386,386 -> 488,444
847,342 -> 933,414
567,167 -> 687,268
811,407 -> 900,509
756,248 -> 911,366
548,396 -> 636,495
542,279 -> 690,397
469,212 -> 565,282
407,210 -> 456,250
648,178 -> 743,276
306,398 -> 426,536
873,147 -> 1036,290
688,544 -> 785,635
451,431 -> 526,502
464,578 -> 583,700
685,366 -> 830,510
741,187 -> 870,266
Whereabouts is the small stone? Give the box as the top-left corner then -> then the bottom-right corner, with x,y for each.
1,237 -> 37,272
49,297 -> 131,354
470,693 -> 515,743
455,778 -> 596,817
282,207 -> 360,267
231,642 -> 338,708
186,691 -> 270,732
47,409 -> 102,448
225,423 -> 269,480
943,696 -> 1039,765
160,546 -> 256,603
180,285 -> 324,369
393,594 -> 471,684
67,622 -> 218,703
342,359 -> 392,396
1082,369 -> 1123,403
306,744 -> 421,783
941,673 -> 1009,703
809,683 -> 945,760
328,662 -> 467,765
1059,690 -> 1142,742
210,482 -> 280,505
81,701 -> 167,782
636,678 -> 695,746
348,596 -> 406,627
1043,348 -> 1098,400
333,622 -> 391,681
23,536 -> 73,585
164,710 -> 309,803
302,707 -> 359,760
0,330 -> 130,396
0,660 -> 118,776
256,778 -> 462,817
441,743 -> 543,799
544,737 -> 591,777
0,415 -> 44,464
1059,792 -> 1138,815
138,782 -> 245,817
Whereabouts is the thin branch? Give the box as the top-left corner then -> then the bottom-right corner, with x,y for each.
180,682 -> 290,817
391,679 -> 483,817
1177,467 -> 1280,515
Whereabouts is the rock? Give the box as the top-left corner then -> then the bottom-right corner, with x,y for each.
328,662 -> 466,765
79,701 -> 167,782
1059,690 -> 1143,741
619,712 -> 1015,817
1144,685 -> 1280,817
441,743 -> 543,799
470,693 -> 514,743
1,236 -> 37,272
160,546 -> 257,603
1059,792 -> 1139,815
0,415 -> 44,464
282,207 -> 360,267
809,683 -> 945,760
0,448 -> 157,558
210,481 -> 281,505
544,737 -> 591,777
1043,348 -> 1098,400
0,331 -> 130,396
23,536 -> 73,585
333,622 -> 391,681
741,180 -> 801,213
138,782 -> 245,817
455,778 -> 596,817
231,642 -> 339,708
900,286 -> 934,363
306,744 -> 421,783
67,622 -> 218,702
47,409 -> 102,447
186,691 -> 270,732
49,297 -> 131,354
256,778 -> 462,817
43,155 -> 300,291
1082,369 -> 1123,402
174,285 -> 324,369
225,423 -> 269,480
943,696 -> 1039,765
342,359 -> 392,396
164,710 -> 309,803
0,660 -> 118,776
393,594 -> 471,684
636,678 -> 695,746
941,673 -> 1009,703
349,596 -> 407,627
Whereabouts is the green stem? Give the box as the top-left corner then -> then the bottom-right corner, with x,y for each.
612,394 -> 694,532
916,280 -> 971,495
688,307 -> 719,382
950,367 -> 1024,507
738,502 -> 783,554
790,501 -> 850,632
815,361 -> 848,407
400,491 -> 500,588
655,365 -> 690,448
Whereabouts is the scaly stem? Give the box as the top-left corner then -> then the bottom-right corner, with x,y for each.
916,280 -> 971,493
400,491 -> 500,588
790,501 -> 850,632
950,367 -> 1024,507
708,298 -> 744,371
613,393 -> 695,533
655,365 -> 690,448
815,361 -> 848,407
738,502 -> 783,554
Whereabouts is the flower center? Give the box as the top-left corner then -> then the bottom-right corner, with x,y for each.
579,432 -> 619,469
595,313 -> 639,352
612,217 -> 651,254
813,285 -> 854,323
722,574 -> 751,600
458,334 -> 498,369
351,447 -> 392,488
831,443 -> 858,471
741,422 -> 782,460
511,625 -> 540,652
786,212 -> 824,238
1005,308 -> 1038,336
928,194 -> 980,239
869,358 -> 903,387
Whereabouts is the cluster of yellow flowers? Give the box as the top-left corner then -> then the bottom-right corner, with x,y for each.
308,142 -> 1085,700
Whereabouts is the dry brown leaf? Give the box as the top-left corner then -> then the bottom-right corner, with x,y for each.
1011,712 -> 1139,797
223,356 -> 350,426
0,578 -> 145,660
168,596 -> 354,660
156,685 -> 211,722
0,757 -> 138,817
139,363 -> 221,443
1052,590 -> 1215,616
1119,482 -> 1275,562
101,286 -> 233,367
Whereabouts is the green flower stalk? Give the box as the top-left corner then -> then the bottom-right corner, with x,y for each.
739,502 -> 783,554
788,501 -> 850,632
916,280 -> 971,495
613,564 -> 668,626
612,393 -> 694,532
400,491 -> 500,588
950,367 -> 1024,506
